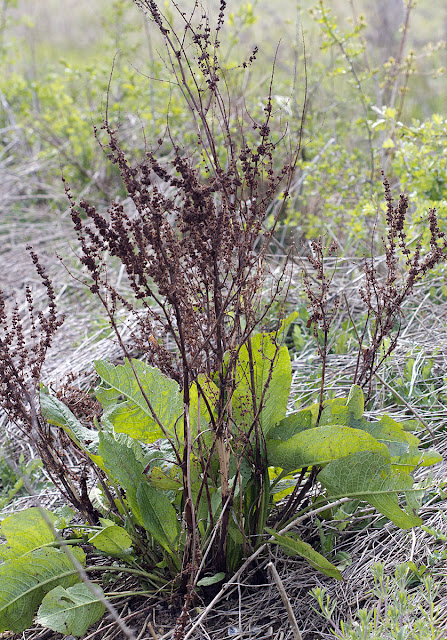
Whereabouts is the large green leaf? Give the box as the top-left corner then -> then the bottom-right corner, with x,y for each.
136,482 -> 179,552
355,415 -> 442,472
318,398 -> 367,429
267,425 -> 389,472
268,409 -> 313,442
346,385 -> 364,419
394,448 -> 442,472
232,332 -> 291,438
310,392 -> 440,475
37,583 -> 106,636
98,431 -> 146,525
316,387 -> 369,430
40,391 -> 103,467
0,547 -> 85,633
318,451 -> 423,529
95,359 -> 183,443
266,527 -> 343,580
360,415 -> 417,457
0,508 -> 57,562
40,391 -> 99,453
89,519 -> 133,558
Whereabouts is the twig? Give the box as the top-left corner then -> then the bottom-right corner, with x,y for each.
147,621 -> 159,640
267,562 -> 302,640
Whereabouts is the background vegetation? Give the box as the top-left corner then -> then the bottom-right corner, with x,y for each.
2,0 -> 446,240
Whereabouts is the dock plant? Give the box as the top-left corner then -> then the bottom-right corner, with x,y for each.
0,1 -> 446,637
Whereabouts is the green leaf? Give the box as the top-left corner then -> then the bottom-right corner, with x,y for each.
346,385 -> 364,419
54,506 -> 76,529
319,451 -> 423,529
276,312 -> 299,342
232,331 -> 291,438
360,415 -> 416,457
148,467 -> 182,491
89,521 -> 133,558
266,528 -> 343,580
267,425 -> 389,472
401,419 -> 419,432
95,359 -> 183,444
358,415 -> 442,472
197,572 -> 225,587
98,431 -> 146,525
395,449 -> 442,472
268,409 -> 313,441
40,390 -> 99,454
318,397 -> 368,429
0,508 -> 57,562
0,547 -> 85,633
136,482 -> 180,553
382,137 -> 396,149
37,583 -> 106,636
40,391 -> 103,468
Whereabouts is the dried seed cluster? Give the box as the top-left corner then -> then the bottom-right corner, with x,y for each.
0,249 -> 64,430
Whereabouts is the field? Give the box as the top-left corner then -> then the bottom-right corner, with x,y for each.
1,2 -> 447,639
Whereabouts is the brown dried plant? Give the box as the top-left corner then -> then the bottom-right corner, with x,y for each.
0,7 -> 306,619
0,251 -> 100,523
62,0 -> 304,597
355,174 -> 446,396
302,175 -> 447,406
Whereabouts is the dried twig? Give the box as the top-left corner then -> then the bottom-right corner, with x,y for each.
267,561 -> 302,640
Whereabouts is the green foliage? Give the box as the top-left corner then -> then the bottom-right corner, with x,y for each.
319,451 -> 422,529
1,0 -> 445,246
36,583 -> 106,637
95,359 -> 183,444
266,527 -> 343,580
0,540 -> 86,633
88,519 -> 133,558
0,508 -> 87,633
136,483 -> 180,556
381,111 -> 447,250
0,1 -> 192,201
281,2 -> 447,248
0,455 -> 43,510
40,390 -> 100,460
267,425 -> 388,471
311,562 -> 445,639
232,332 -> 292,438
0,508 -> 57,561
97,429 -> 147,526
268,384 -> 440,529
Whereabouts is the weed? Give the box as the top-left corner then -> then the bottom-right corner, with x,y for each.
0,2 -> 446,638
311,562 -> 445,639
